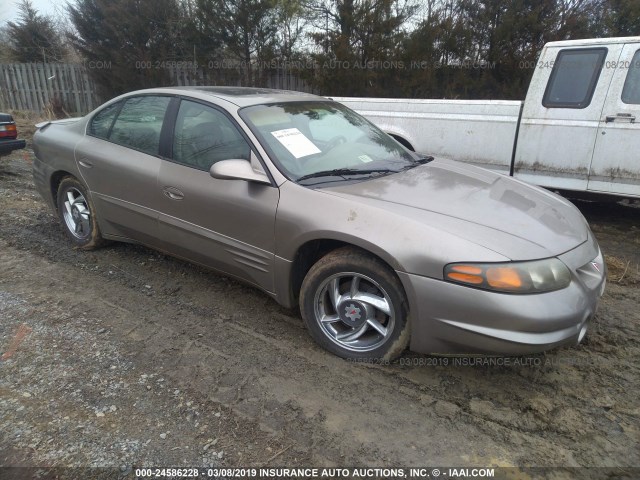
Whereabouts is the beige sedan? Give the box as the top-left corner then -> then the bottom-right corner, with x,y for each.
32,87 -> 606,360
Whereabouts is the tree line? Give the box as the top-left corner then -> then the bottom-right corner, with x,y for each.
1,0 -> 639,100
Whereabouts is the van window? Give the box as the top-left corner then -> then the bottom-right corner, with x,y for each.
622,50 -> 640,105
543,48 -> 607,109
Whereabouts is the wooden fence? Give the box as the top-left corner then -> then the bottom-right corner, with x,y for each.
168,67 -> 315,93
0,63 -> 100,114
0,62 -> 315,115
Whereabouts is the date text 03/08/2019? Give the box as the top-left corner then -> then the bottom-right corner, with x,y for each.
134,467 -> 496,478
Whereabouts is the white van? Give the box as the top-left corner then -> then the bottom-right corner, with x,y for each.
336,37 -> 640,199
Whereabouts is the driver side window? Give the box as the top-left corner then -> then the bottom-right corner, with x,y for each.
173,100 -> 251,170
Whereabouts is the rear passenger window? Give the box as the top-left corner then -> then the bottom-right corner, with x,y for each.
109,96 -> 170,156
622,50 -> 640,104
172,100 -> 251,170
89,101 -> 121,138
543,48 -> 607,109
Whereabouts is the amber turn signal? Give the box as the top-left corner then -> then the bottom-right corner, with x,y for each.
446,265 -> 483,284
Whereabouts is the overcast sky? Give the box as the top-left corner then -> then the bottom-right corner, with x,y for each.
0,0 -> 68,26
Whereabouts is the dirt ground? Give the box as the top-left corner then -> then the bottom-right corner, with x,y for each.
1,117 -> 639,478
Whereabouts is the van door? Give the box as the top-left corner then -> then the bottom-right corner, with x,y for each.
588,43 -> 640,197
514,44 -> 622,192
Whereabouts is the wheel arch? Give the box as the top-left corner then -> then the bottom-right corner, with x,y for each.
287,237 -> 403,307
50,170 -> 76,211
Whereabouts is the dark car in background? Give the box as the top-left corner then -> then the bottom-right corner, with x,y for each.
0,113 -> 26,158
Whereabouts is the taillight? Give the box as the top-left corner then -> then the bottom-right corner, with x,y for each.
0,123 -> 18,139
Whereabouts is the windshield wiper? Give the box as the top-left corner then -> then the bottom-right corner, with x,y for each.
399,155 -> 435,172
410,155 -> 434,166
296,168 -> 397,183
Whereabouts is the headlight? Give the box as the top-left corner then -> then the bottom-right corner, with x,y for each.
444,258 -> 571,294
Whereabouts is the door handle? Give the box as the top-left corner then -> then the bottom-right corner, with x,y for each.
163,187 -> 184,201
78,158 -> 93,168
605,113 -> 636,123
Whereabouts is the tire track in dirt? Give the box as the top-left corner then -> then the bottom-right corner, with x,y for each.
1,242 -> 516,466
1,152 -> 639,470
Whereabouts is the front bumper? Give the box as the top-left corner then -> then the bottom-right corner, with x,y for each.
400,234 -> 605,355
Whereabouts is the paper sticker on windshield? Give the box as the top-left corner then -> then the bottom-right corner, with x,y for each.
358,155 -> 373,163
271,128 -> 321,159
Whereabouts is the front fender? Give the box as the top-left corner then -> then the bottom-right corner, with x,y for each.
273,181 -> 508,307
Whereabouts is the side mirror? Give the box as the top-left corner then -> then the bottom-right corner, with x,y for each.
210,158 -> 271,185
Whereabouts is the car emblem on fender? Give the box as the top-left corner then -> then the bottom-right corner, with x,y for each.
345,304 -> 362,322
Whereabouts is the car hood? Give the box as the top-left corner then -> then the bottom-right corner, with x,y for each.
321,159 -> 588,260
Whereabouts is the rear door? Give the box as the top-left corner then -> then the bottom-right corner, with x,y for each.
156,98 -> 279,292
514,44 -> 622,191
587,43 -> 640,197
75,95 -> 172,243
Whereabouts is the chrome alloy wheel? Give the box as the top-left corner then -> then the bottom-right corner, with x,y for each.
313,272 -> 396,352
62,187 -> 92,239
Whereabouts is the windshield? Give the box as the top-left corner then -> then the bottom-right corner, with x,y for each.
240,101 -> 419,183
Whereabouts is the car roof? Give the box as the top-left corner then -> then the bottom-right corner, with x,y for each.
124,86 -> 325,107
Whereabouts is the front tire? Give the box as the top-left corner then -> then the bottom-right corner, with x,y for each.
56,176 -> 104,249
300,247 -> 410,360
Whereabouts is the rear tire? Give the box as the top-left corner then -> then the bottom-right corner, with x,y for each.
56,176 -> 105,250
300,247 -> 410,360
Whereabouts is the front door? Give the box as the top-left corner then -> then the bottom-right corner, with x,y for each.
156,99 -> 279,292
